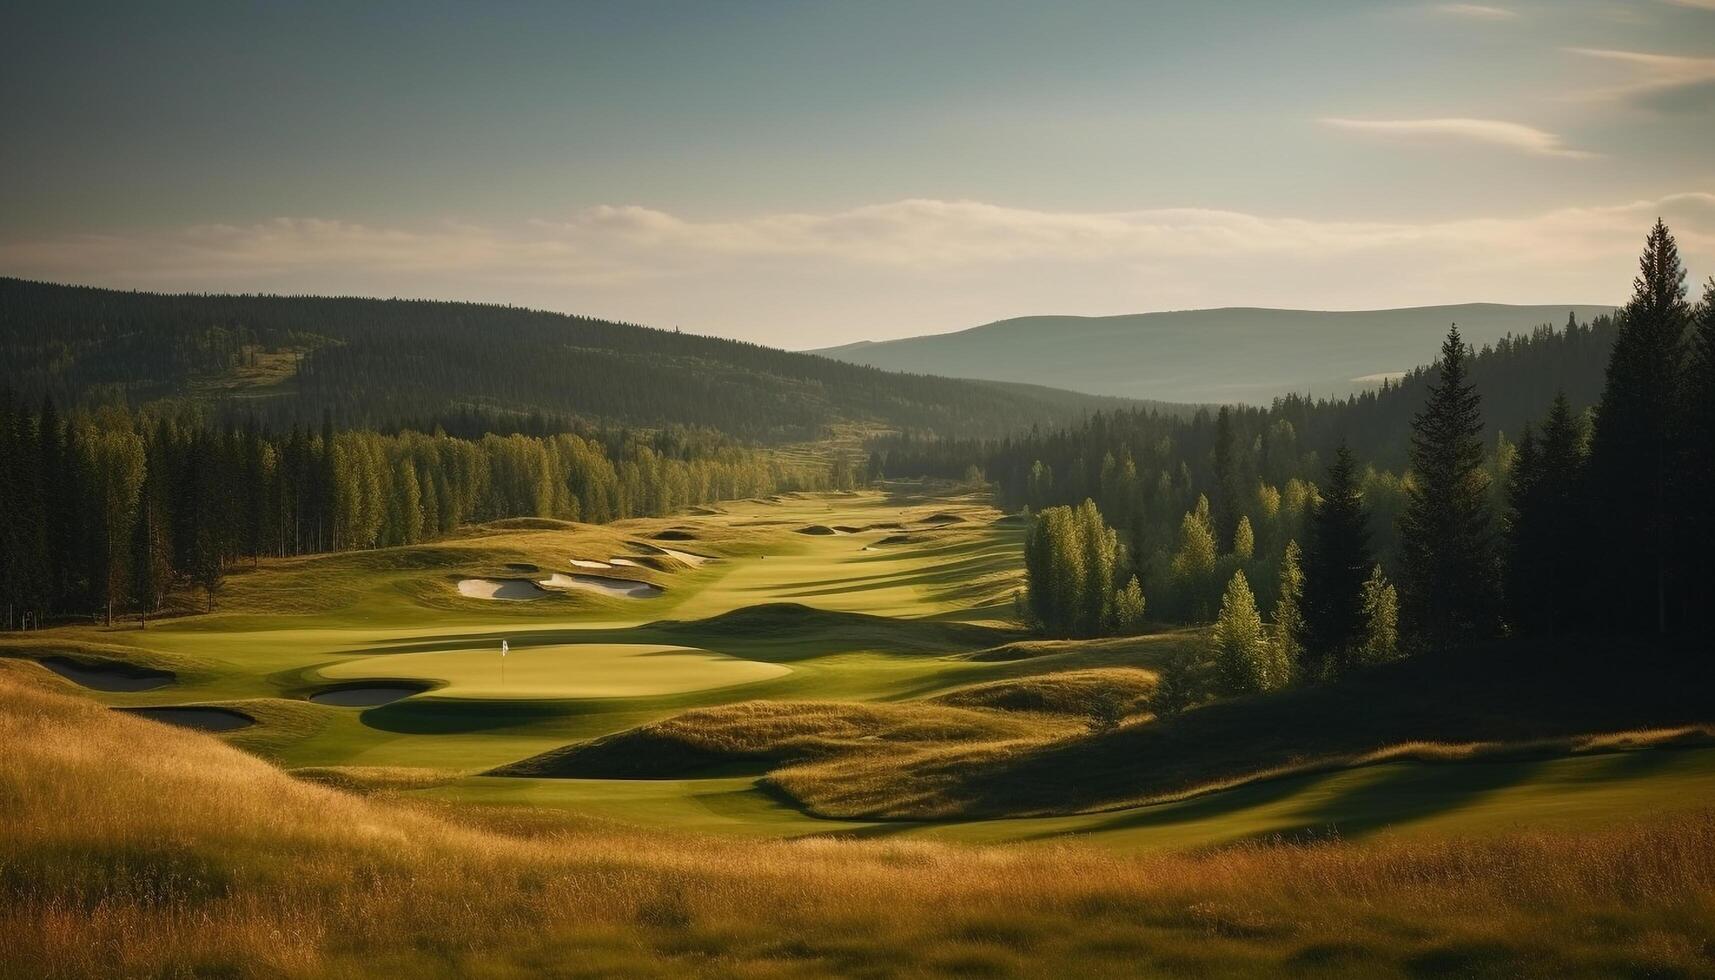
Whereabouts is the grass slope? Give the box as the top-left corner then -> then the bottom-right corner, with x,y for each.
7,663 -> 1715,978
816,304 -> 1615,404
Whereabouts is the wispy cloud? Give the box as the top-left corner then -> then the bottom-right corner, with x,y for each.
1567,47 -> 1715,111
1430,4 -> 1520,20
1662,0 -> 1715,10
1320,117 -> 1595,159
2,195 -> 1709,344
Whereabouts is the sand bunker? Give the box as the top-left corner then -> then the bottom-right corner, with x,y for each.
657,547 -> 713,567
609,557 -> 644,567
323,643 -> 790,699
118,706 -> 254,732
538,573 -> 664,599
504,562 -> 540,573
796,525 -> 840,535
569,558 -> 613,569
457,578 -> 548,600
308,683 -> 431,707
41,656 -> 173,692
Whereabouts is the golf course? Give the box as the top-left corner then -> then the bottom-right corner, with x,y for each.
7,487 -> 1713,856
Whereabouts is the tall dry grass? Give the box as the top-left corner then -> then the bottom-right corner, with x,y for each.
3,663 -> 1713,978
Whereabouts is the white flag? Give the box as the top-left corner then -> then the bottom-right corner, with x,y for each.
501,640 -> 509,657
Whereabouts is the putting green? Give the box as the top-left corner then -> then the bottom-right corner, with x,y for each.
318,643 -> 790,699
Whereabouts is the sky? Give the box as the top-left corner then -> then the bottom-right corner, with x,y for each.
2,0 -> 1712,348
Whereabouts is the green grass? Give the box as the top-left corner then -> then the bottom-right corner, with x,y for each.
6,488 -> 1715,855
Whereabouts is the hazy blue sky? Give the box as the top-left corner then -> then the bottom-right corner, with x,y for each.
3,0 -> 1711,346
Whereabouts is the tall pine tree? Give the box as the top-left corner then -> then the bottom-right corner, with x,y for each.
1678,276 -> 1715,621
1303,444 -> 1373,678
1398,325 -> 1497,650
1589,220 -> 1690,634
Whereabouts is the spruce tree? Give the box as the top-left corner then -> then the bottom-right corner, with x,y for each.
1589,220 -> 1691,634
1303,444 -> 1373,678
1680,277 -> 1715,620
1358,565 -> 1400,663
1505,394 -> 1587,635
1272,539 -> 1306,680
1398,325 -> 1497,650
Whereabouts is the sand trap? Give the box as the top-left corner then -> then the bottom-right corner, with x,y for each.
308,684 -> 431,707
832,525 -> 863,533
324,643 -> 789,699
657,547 -> 713,567
538,573 -> 664,599
796,525 -> 840,535
41,656 -> 173,692
118,706 -> 254,732
504,562 -> 540,573
609,557 -> 643,567
458,578 -> 548,600
569,558 -> 613,569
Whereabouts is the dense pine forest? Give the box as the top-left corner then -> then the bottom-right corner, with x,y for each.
881,221 -> 1715,676
0,401 -> 837,628
0,278 -> 1144,443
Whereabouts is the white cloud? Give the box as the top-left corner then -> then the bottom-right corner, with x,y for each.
1320,117 -> 1595,158
1567,47 -> 1715,109
2,195 -> 1710,346
1430,4 -> 1520,20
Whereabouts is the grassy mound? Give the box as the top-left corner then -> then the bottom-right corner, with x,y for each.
929,668 -> 1157,720
786,640 -> 1715,820
492,699 -> 1077,779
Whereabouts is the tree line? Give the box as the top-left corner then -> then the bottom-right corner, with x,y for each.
0,401 -> 837,628
1001,220 -> 1710,694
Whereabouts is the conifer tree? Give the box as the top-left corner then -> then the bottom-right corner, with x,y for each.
1505,394 -> 1587,634
1679,276 -> 1715,619
1303,444 -> 1372,677
1589,220 -> 1691,634
1212,570 -> 1274,694
1358,565 -> 1400,664
1272,539 -> 1305,680
1211,407 -> 1241,546
1232,516 -> 1255,561
1398,325 -> 1497,650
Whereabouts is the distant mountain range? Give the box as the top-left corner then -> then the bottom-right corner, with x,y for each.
814,304 -> 1617,405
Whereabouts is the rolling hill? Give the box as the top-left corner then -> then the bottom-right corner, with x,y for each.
0,277 -> 1151,442
815,304 -> 1616,404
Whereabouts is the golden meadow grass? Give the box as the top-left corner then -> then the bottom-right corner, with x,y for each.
5,664 -> 1715,978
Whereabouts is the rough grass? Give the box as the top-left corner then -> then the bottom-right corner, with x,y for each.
493,699 -> 1083,779
775,639 -> 1715,820
928,667 -> 1157,720
5,665 -> 1715,978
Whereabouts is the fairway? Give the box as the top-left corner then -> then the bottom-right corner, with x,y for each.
318,642 -> 789,699
7,489 -> 1714,854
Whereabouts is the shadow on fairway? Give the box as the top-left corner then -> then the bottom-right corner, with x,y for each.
361,697 -> 579,734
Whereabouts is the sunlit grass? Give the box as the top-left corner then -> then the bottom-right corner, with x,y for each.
5,664 -> 1714,978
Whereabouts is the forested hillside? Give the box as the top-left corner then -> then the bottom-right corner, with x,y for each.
818,304 -> 1616,404
0,278 -> 1141,443
878,216 -> 1714,651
